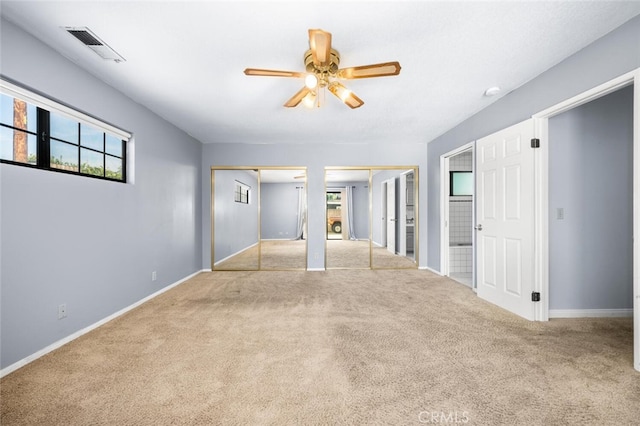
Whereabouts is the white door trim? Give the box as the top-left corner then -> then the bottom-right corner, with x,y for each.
440,142 -> 475,276
532,67 -> 639,371
399,173 -> 408,257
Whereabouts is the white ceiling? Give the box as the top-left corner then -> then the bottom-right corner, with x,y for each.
2,1 -> 640,146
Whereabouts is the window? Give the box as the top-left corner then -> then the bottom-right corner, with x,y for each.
450,171 -> 473,196
0,95 -> 37,165
234,181 -> 250,204
0,79 -> 129,182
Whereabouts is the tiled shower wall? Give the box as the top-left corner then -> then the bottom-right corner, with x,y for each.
449,201 -> 472,245
449,246 -> 472,274
449,150 -> 473,274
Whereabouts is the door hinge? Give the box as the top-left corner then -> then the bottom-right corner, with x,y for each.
531,292 -> 541,302
531,138 -> 540,148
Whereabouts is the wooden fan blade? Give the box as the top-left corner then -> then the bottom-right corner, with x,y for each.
308,29 -> 332,68
284,87 -> 312,108
328,82 -> 364,109
337,61 -> 401,79
244,68 -> 305,78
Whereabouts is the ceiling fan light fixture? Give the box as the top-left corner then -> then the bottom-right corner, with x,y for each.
328,82 -> 363,109
245,29 -> 399,109
328,82 -> 350,102
305,74 -> 318,89
302,91 -> 317,108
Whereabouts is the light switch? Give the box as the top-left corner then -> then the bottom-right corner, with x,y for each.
557,208 -> 564,220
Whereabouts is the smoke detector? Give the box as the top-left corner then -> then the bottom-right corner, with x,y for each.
64,27 -> 125,63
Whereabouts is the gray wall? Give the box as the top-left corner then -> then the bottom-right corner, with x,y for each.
212,170 -> 258,261
0,19 -> 203,369
549,86 -> 633,310
426,14 -> 640,271
260,182 -> 300,240
202,144 -> 427,270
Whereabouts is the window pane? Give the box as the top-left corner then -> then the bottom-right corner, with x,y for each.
105,134 -> 122,157
1,126 -> 37,164
80,124 -> 103,151
50,113 -> 78,144
81,147 -> 104,177
0,93 -> 37,133
105,155 -> 123,180
50,140 -> 78,172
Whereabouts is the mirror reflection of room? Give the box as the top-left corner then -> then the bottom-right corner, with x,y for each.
212,168 -> 260,270
325,169 -> 371,269
259,169 -> 307,270
371,168 -> 417,269
211,168 -> 307,271
326,190 -> 343,240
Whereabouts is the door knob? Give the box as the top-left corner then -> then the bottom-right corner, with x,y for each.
474,224 -> 483,231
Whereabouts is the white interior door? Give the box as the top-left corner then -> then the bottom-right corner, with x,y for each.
386,178 -> 396,254
476,119 -> 535,320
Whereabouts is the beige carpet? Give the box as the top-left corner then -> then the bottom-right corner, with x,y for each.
214,240 -> 307,270
260,240 -> 306,270
326,239 -> 416,269
2,270 -> 638,425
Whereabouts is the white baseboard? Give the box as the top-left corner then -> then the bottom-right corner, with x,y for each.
0,269 -> 206,378
214,242 -> 258,266
306,268 -> 326,272
549,308 -> 633,318
420,266 -> 443,275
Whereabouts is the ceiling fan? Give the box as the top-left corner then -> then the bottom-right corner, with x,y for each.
244,29 -> 401,109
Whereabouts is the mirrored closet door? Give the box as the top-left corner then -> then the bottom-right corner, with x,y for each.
211,167 -> 307,271
259,168 -> 307,270
211,168 -> 260,270
371,167 -> 418,269
325,168 -> 372,269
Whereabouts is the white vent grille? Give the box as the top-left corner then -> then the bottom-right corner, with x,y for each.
64,27 -> 125,63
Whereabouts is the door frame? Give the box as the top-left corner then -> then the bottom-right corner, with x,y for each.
386,177 -> 396,254
380,180 -> 387,248
440,142 -> 475,279
532,68 -> 640,371
399,173 -> 408,257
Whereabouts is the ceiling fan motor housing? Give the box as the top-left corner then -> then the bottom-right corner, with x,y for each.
304,48 -> 340,75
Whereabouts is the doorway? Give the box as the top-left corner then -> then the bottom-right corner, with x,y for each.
440,143 -> 475,288
472,68 -> 639,370
326,190 -> 343,240
547,86 -> 633,319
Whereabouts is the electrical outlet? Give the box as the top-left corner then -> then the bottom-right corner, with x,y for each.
58,303 -> 67,319
557,208 -> 564,220
152,271 -> 157,281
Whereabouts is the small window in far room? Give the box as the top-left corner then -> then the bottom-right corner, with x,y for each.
234,181 -> 250,204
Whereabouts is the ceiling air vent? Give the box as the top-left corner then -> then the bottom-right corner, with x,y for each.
64,27 -> 126,63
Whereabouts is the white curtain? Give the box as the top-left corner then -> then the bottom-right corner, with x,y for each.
295,186 -> 306,240
345,186 -> 357,240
